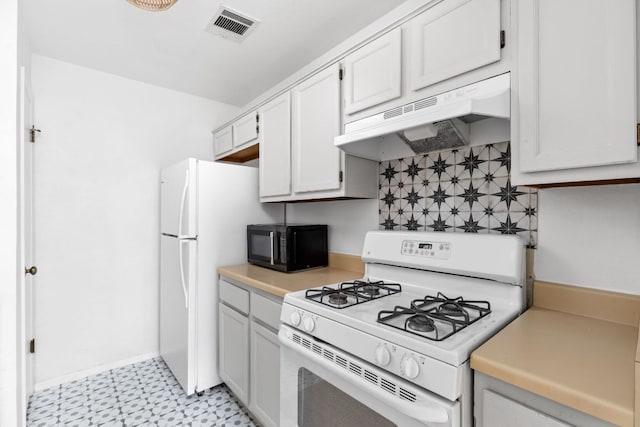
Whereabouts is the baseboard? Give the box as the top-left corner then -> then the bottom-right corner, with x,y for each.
34,351 -> 160,392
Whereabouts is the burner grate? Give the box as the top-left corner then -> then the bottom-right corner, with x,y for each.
377,292 -> 491,341
305,279 -> 401,309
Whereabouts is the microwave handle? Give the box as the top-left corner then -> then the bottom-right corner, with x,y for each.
292,231 -> 297,266
269,231 -> 275,265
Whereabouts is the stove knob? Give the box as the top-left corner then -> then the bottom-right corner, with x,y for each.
375,345 -> 391,366
290,312 -> 301,326
303,317 -> 316,332
400,356 -> 420,379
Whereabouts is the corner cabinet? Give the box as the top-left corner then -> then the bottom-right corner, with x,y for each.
218,277 -> 282,427
260,64 -> 378,202
511,0 -> 640,186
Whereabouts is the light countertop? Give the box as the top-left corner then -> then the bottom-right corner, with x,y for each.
217,254 -> 364,298
471,282 -> 640,427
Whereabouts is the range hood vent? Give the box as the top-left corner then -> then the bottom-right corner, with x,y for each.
335,73 -> 511,162
205,6 -> 259,43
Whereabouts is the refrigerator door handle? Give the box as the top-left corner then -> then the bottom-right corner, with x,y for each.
178,169 -> 189,239
269,231 -> 275,265
179,239 -> 189,309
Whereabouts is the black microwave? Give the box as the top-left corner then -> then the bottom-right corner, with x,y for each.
247,224 -> 328,273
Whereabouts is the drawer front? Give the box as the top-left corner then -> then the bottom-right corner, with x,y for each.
251,292 -> 282,331
220,279 -> 249,314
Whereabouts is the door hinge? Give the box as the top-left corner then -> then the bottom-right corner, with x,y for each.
500,30 -> 505,49
339,171 -> 344,183
256,124 -> 260,134
339,68 -> 344,81
29,339 -> 35,354
30,126 -> 41,143
636,124 -> 639,146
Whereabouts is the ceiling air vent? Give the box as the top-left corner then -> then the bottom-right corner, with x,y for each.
205,6 -> 259,43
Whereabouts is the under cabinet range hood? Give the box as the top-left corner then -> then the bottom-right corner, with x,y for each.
335,73 -> 511,161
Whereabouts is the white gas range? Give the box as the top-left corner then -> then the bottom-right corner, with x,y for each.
279,231 -> 526,427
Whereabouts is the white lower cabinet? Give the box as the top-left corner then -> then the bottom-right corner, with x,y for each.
219,276 -> 282,427
218,303 -> 249,404
474,372 -> 616,427
249,321 -> 280,427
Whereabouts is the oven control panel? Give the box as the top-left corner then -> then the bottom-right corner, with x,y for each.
401,240 -> 451,259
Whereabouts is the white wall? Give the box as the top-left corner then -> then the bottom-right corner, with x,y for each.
287,199 -> 379,255
0,0 -> 19,424
536,184 -> 640,295
31,55 -> 239,386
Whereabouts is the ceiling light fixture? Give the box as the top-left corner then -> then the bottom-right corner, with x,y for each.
127,0 -> 178,12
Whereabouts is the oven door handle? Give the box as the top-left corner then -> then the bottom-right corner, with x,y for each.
279,330 -> 450,424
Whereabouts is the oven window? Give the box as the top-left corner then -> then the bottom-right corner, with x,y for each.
298,368 -> 396,427
250,234 -> 271,259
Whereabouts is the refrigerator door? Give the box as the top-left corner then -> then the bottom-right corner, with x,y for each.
161,158 -> 197,238
160,235 -> 197,394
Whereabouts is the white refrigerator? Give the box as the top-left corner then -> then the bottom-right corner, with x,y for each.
160,158 -> 279,395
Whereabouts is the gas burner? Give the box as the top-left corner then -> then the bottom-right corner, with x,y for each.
437,301 -> 467,318
358,285 -> 381,297
329,293 -> 349,306
406,314 -> 435,332
305,280 -> 401,309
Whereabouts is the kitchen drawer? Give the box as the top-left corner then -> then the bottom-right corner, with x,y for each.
220,279 -> 249,314
251,292 -> 282,331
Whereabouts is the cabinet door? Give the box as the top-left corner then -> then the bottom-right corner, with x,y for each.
249,321 -> 280,427
410,0 -> 501,91
214,125 -> 233,156
219,303 -> 249,404
259,93 -> 291,198
481,390 -> 571,427
518,0 -> 636,172
292,64 -> 342,193
233,111 -> 259,149
343,28 -> 402,115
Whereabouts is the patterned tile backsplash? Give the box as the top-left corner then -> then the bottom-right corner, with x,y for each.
378,142 -> 538,248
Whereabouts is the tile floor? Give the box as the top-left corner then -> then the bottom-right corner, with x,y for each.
27,357 -> 258,426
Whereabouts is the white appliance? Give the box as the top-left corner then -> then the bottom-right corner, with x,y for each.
334,73 -> 511,162
160,158 -> 278,395
280,230 -> 525,427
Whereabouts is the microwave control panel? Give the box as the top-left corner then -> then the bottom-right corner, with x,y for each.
401,240 -> 451,260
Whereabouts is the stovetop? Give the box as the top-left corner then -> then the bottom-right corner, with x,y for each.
304,279 -> 401,309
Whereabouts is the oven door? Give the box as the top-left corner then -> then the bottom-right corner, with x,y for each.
280,325 -> 460,427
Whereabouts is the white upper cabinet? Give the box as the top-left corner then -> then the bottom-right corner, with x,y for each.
213,125 -> 233,156
516,0 -> 637,174
232,110 -> 259,149
343,28 -> 402,115
410,0 -> 501,91
259,93 -> 291,198
292,64 -> 342,193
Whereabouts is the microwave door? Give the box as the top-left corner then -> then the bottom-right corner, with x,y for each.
249,230 -> 279,266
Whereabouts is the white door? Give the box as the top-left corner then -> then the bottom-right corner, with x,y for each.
160,158 -> 197,238
160,235 -> 197,394
517,0 -> 637,172
292,64 -> 342,193
219,303 -> 249,404
259,92 -> 291,198
214,125 -> 233,157
18,66 -> 35,425
343,27 -> 402,115
250,321 -> 280,427
232,111 -> 258,149
409,0 -> 501,91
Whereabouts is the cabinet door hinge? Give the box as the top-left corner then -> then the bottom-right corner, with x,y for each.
339,68 -> 344,81
29,339 -> 35,354
500,30 -> 505,49
339,171 -> 344,183
636,124 -> 640,146
30,126 -> 41,143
